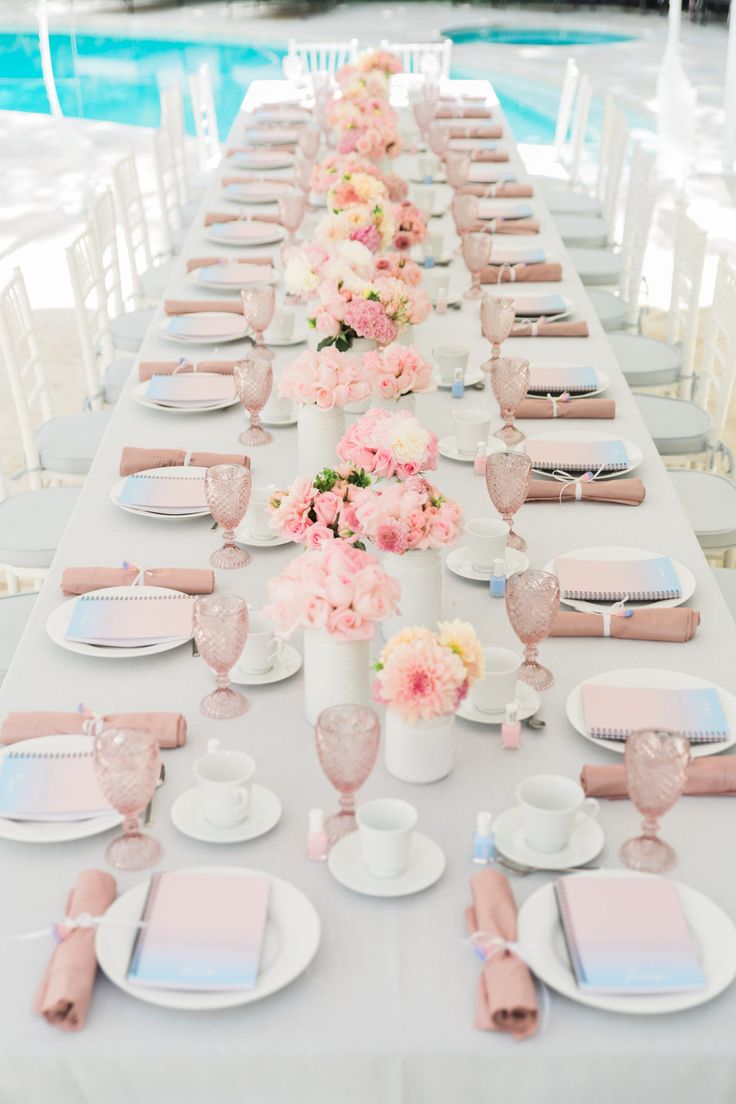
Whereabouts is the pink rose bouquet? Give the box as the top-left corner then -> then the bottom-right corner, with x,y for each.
315,202 -> 396,253
351,475 -> 462,551
284,240 -> 374,301
393,201 -> 427,250
373,253 -> 423,286
357,50 -> 403,77
337,409 -> 439,479
310,155 -> 407,202
362,345 -> 436,402
264,539 -> 400,641
309,274 -> 429,350
337,121 -> 402,162
327,171 -> 389,211
335,66 -> 391,99
279,347 -> 370,409
268,465 -> 372,549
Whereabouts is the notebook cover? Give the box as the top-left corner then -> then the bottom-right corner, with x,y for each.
127,871 -> 271,991
166,314 -> 245,339
491,246 -> 547,266
528,365 -> 598,395
197,263 -> 274,286
581,683 -> 728,742
65,593 -> 195,646
210,221 -> 274,241
477,200 -> 534,221
467,165 -> 516,184
0,749 -> 113,821
524,439 -> 629,472
146,374 -> 236,406
118,474 -> 208,512
555,556 -> 682,601
555,875 -> 706,993
511,294 -> 567,317
448,138 -> 498,151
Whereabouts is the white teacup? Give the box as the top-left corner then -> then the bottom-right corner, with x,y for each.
470,646 -> 521,714
239,612 -> 284,674
424,269 -> 452,305
357,798 -> 417,878
248,484 -> 277,540
423,229 -> 445,263
417,153 -> 439,182
269,307 -> 295,342
452,408 -> 492,456
262,389 -> 295,423
466,517 -> 509,570
412,182 -> 436,217
194,749 -> 255,828
516,775 -> 600,854
433,342 -> 469,383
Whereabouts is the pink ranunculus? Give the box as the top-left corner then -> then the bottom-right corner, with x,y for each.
327,606 -> 372,641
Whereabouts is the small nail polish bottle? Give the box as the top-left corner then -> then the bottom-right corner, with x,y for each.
307,808 -> 328,861
473,442 -> 487,475
451,366 -> 465,398
423,253 -> 436,269
501,703 -> 521,750
472,811 -> 496,865
489,557 -> 506,598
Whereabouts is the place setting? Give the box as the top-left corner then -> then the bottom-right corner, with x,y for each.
133,372 -> 240,414
229,608 -> 302,687
228,149 -> 296,172
446,518 -> 529,584
544,546 -> 696,613
46,585 -> 196,659
455,644 -> 541,726
432,342 -> 485,390
520,430 -> 644,480
188,259 -> 280,292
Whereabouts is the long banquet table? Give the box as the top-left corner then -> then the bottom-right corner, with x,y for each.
2,76 -> 736,1104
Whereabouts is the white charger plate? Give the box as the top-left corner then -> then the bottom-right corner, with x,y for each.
244,127 -> 300,146
518,870 -> 736,1015
47,585 -> 193,660
566,667 -> 736,757
0,735 -> 122,843
157,313 -> 249,345
525,363 -> 610,400
544,546 -> 696,613
110,465 -> 211,522
206,223 -> 285,248
446,544 -> 529,583
230,152 -> 295,171
191,264 -> 279,291
133,381 -> 240,415
521,429 -> 643,480
96,865 -> 321,1011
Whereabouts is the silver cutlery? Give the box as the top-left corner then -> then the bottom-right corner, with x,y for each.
191,637 -> 200,658
497,855 -> 600,877
524,712 -> 546,731
143,763 -> 166,828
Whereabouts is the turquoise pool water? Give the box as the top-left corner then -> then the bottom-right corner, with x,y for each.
444,26 -> 635,46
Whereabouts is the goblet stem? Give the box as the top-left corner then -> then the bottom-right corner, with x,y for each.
216,671 -> 231,691
464,272 -> 483,300
339,793 -> 356,817
641,815 -> 661,839
503,512 -> 526,552
122,814 -> 140,836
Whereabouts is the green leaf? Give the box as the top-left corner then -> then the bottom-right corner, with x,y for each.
317,336 -> 335,351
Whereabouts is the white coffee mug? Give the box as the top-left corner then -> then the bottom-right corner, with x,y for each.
248,484 -> 277,540
194,749 -> 255,828
239,612 -> 284,674
424,270 -> 452,306
269,308 -> 295,342
452,408 -> 492,455
433,342 -> 469,383
470,647 -> 521,714
466,517 -> 509,570
516,774 -> 600,853
357,798 -> 417,878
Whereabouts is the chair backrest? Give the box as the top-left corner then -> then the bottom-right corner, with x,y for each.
597,101 -> 630,239
111,153 -> 154,300
566,73 -> 592,187
695,255 -> 736,449
160,81 -> 189,205
617,145 -> 658,324
66,225 -> 114,410
0,269 -> 53,488
554,58 -> 579,161
90,187 -> 124,320
152,124 -> 183,257
378,40 -> 452,80
668,206 -> 708,385
286,38 -> 359,75
188,63 -> 220,172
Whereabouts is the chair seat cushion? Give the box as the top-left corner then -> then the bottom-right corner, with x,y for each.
546,190 -> 602,216
111,308 -> 156,352
555,213 -> 608,248
140,263 -> 173,301
635,394 -> 710,455
567,247 -> 621,286
587,289 -> 628,332
103,357 -> 134,405
0,593 -> 38,685
669,469 -> 736,548
712,567 -> 736,622
0,486 -> 80,567
608,332 -> 682,386
36,411 -> 110,476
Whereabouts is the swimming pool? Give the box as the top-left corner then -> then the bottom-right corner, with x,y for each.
444,26 -> 635,46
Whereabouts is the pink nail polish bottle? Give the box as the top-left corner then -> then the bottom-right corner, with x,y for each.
501,703 -> 521,750
307,808 -> 328,861
473,442 -> 486,475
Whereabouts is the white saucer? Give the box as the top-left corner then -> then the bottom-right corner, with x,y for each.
230,642 -> 302,686
234,522 -> 292,547
261,410 -> 298,427
411,249 -> 453,266
263,331 -> 307,348
171,784 -> 282,844
328,831 -> 445,898
456,681 -> 541,725
446,545 -> 529,582
435,367 -> 485,390
438,435 -> 505,462
493,805 -> 604,870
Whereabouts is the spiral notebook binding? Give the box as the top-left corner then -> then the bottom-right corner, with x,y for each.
533,458 -> 627,472
6,750 -> 93,760
127,873 -> 162,980
127,473 -> 204,481
590,725 -> 722,743
563,588 -> 680,602
78,592 -> 192,602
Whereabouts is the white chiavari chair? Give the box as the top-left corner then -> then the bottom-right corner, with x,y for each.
286,38 -> 358,77
160,82 -> 189,206
147,125 -> 184,293
528,62 -> 588,187
545,97 -> 628,226
670,468 -> 736,566
90,182 -> 156,352
712,565 -> 736,618
378,40 -> 452,80
188,63 -> 221,172
554,58 -> 579,164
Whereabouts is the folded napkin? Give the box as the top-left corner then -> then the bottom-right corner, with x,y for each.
510,320 -> 589,337
448,125 -> 503,139
228,144 -> 296,155
185,255 -> 274,273
221,175 -> 295,188
581,758 -> 736,799
473,218 -> 540,236
481,263 -> 561,284
470,150 -> 510,163
516,398 -> 615,419
436,105 -> 493,119
138,360 -> 238,381
164,299 -> 246,317
1,711 -> 187,748
119,447 -> 250,476
204,211 -> 281,227
551,608 -> 700,642
465,868 -> 538,1039
61,566 -> 214,596
34,870 -> 116,1032
525,478 -> 646,506
461,183 -> 533,198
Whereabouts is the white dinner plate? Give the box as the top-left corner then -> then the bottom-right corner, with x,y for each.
230,151 -> 295,172
110,465 -> 210,521
0,735 -> 122,843
243,127 -> 300,146
566,667 -> 736,757
157,313 -> 249,345
508,294 -> 575,322
435,366 -> 485,390
518,870 -> 736,1015
525,363 -> 610,400
521,430 -> 643,480
133,381 -> 240,415
191,264 -> 279,291
206,222 -> 285,248
96,865 -> 321,1011
222,181 -> 295,205
46,585 -> 194,659
544,546 -> 696,613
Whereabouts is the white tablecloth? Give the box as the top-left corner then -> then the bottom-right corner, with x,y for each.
2,78 -> 736,1104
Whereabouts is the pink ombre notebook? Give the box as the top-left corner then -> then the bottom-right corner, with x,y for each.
118,472 -> 208,514
581,684 -> 728,743
0,749 -> 113,821
65,592 -> 195,647
555,876 -> 705,993
528,365 -> 598,395
127,871 -> 271,990
145,374 -> 236,408
477,200 -> 534,221
524,439 -> 629,473
196,262 -> 276,286
511,294 -> 567,317
165,314 -> 246,340
467,165 -> 516,184
555,556 -> 681,602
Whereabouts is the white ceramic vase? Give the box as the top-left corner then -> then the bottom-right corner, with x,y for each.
385,710 -> 455,783
297,404 -> 345,474
382,548 -> 443,638
372,393 -> 416,414
302,629 -> 371,725
349,337 -> 379,355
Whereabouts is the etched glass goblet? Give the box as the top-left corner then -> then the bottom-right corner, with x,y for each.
480,295 -> 517,362
234,355 -> 273,446
505,569 -> 560,690
93,728 -> 161,870
241,284 -> 275,361
491,356 -> 530,444
278,188 -> 307,244
620,729 -> 690,873
461,231 -> 491,299
446,152 -> 470,190
205,464 -> 252,568
315,704 -> 380,845
485,451 -> 532,552
193,595 -> 249,719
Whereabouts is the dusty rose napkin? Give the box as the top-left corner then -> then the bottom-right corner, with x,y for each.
461,182 -> 533,198
436,105 -> 493,119
185,255 -> 274,272
481,263 -> 561,284
551,608 -> 700,642
1,711 -> 187,748
517,398 -> 615,419
511,320 -> 589,337
138,360 -> 238,381
581,758 -> 736,799
227,144 -> 296,155
525,478 -> 646,505
204,211 -> 281,227
448,124 -> 503,139
164,299 -> 246,316
61,566 -> 214,596
473,218 -> 540,235
34,870 -> 116,1032
469,150 -> 510,162
465,869 -> 538,1039
119,447 -> 250,476
221,175 -> 296,188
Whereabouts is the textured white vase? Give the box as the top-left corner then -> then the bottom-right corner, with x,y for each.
302,629 -> 371,725
297,404 -> 345,474
372,393 -> 416,414
349,337 -> 379,355
385,710 -> 455,783
382,548 -> 443,638
395,328 -> 415,347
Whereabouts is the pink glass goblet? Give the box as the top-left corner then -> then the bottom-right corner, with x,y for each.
298,126 -> 320,160
485,451 -> 532,552
194,594 -> 249,719
315,703 -> 380,845
505,569 -> 560,690
461,231 -> 492,300
234,355 -> 273,446
620,729 -> 691,873
241,284 -> 276,361
480,294 -> 517,361
491,356 -> 530,444
278,188 -> 307,244
413,98 -> 434,139
205,464 -> 252,569
93,728 -> 162,871
294,154 -> 314,195
451,193 -> 479,255
446,152 -> 470,191
427,121 -> 449,160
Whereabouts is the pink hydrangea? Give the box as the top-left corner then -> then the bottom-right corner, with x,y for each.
343,298 -> 398,344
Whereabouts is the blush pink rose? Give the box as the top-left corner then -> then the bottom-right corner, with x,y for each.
313,491 -> 341,527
